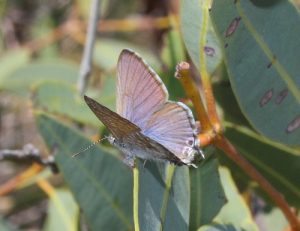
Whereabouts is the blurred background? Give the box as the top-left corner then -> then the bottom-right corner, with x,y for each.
0,0 -> 191,230
1,0 -> 300,230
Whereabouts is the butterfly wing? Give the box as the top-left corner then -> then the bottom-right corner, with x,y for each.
142,102 -> 200,165
84,95 -> 140,139
116,49 -> 168,129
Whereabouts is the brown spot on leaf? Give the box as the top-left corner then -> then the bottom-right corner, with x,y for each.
275,89 -> 288,105
259,89 -> 273,107
204,46 -> 215,57
225,17 -> 241,37
224,43 -> 228,48
267,55 -> 277,68
286,115 -> 300,133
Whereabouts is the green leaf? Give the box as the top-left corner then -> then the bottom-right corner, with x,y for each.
0,49 -> 31,87
189,158 -> 226,230
210,0 -> 300,146
213,167 -> 258,231
198,223 -> 245,231
1,59 -> 78,96
213,80 -> 251,127
36,113 -> 133,231
160,28 -> 186,100
135,162 -> 190,231
180,0 -> 222,74
219,123 -> 300,207
254,208 -> 288,231
87,75 -> 117,111
0,217 -> 19,231
33,81 -> 102,127
43,188 -> 79,231
93,38 -> 161,71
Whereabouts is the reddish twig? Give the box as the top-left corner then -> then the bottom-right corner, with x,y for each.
215,136 -> 300,231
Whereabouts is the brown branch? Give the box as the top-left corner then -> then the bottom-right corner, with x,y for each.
98,16 -> 172,32
0,144 -> 58,173
175,62 -> 213,132
23,16 -> 173,55
77,0 -> 101,95
0,163 -> 43,196
215,136 -> 300,231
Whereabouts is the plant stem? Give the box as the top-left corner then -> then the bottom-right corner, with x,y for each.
175,62 -> 212,132
198,0 -> 222,133
215,136 -> 300,231
77,0 -> 101,95
133,162 -> 140,231
0,163 -> 42,196
159,164 -> 175,230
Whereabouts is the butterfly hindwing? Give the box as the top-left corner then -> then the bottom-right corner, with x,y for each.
142,102 -> 199,164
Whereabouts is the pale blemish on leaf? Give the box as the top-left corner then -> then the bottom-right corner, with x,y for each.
259,89 -> 273,107
286,115 -> 300,133
225,17 -> 241,37
204,46 -> 215,57
275,89 -> 288,105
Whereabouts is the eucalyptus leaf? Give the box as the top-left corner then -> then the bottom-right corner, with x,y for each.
254,208 -> 288,231
189,158 -> 226,230
1,59 -> 77,96
180,0 -> 222,74
136,161 -> 190,231
213,167 -> 258,231
37,113 -> 133,231
93,39 -> 160,71
43,189 -> 79,231
0,49 -> 31,87
33,81 -> 102,127
210,0 -> 300,146
160,28 -> 186,100
219,124 -> 300,207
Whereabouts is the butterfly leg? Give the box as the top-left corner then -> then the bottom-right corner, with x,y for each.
123,155 -> 135,168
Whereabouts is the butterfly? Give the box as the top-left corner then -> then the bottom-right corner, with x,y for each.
84,49 -> 203,167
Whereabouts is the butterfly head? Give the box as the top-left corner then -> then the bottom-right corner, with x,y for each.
107,135 -> 115,145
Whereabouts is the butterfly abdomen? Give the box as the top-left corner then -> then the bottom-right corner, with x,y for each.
112,131 -> 184,165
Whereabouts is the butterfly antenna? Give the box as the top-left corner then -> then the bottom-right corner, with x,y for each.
72,136 -> 108,158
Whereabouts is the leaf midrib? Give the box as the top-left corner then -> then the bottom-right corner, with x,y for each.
236,1 -> 300,103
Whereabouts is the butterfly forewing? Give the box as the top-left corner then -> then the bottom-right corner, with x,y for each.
116,49 -> 168,129
84,95 -> 140,139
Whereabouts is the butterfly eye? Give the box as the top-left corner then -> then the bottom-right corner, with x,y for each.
108,136 -> 115,144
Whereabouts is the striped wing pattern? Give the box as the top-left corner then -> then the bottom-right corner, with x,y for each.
116,49 -> 168,130
142,102 -> 199,164
116,49 -> 200,165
